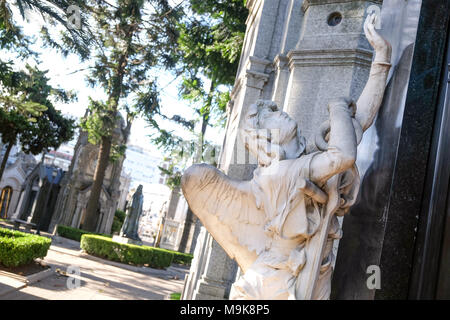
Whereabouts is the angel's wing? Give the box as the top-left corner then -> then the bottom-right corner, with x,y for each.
181,163 -> 268,272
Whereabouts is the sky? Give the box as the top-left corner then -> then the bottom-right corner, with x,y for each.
13,5 -> 226,160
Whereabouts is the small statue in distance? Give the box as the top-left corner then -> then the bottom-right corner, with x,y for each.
120,184 -> 144,242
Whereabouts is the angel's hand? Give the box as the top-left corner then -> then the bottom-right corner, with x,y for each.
364,13 -> 392,62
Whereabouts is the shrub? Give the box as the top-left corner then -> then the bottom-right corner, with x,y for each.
172,252 -> 194,266
0,227 -> 52,268
80,235 -> 174,269
111,210 -> 126,234
56,225 -> 111,242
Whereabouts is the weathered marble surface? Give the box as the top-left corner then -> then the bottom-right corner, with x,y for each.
182,15 -> 391,300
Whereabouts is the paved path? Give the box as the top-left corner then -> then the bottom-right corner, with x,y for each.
0,236 -> 188,300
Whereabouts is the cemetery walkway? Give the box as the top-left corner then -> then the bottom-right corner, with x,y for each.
0,236 -> 188,300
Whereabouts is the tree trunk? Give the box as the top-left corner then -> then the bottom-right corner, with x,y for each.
82,23 -> 136,232
197,80 -> 216,162
0,142 -> 13,183
82,135 -> 113,231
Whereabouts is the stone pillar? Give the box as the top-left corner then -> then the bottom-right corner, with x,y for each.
283,0 -> 381,151
191,235 -> 239,300
271,0 -> 305,106
178,209 -> 199,253
12,187 -> 25,220
166,187 -> 181,220
181,225 -> 208,299
27,165 -> 46,224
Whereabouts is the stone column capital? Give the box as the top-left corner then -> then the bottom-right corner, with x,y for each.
244,70 -> 270,90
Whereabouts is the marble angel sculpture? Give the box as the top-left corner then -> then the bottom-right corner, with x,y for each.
181,14 -> 392,300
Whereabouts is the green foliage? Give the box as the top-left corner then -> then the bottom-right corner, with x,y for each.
152,0 -> 248,166
170,292 -> 181,300
176,0 -> 248,108
0,62 -> 76,181
56,225 -> 111,242
80,234 -> 174,269
0,61 -> 48,118
78,0 -> 182,140
80,98 -> 117,145
158,161 -> 182,190
0,64 -> 76,153
111,210 -> 126,234
0,227 -> 51,268
172,252 -> 194,266
2,0 -> 93,59
110,143 -> 127,163
177,0 -> 248,85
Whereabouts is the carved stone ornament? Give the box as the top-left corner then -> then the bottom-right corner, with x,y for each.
181,14 -> 392,300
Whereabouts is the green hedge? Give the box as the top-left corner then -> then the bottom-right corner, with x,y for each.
0,227 -> 52,268
80,235 -> 174,269
172,252 -> 193,266
56,225 -> 111,242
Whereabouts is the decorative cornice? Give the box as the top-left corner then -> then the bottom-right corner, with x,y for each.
302,0 -> 383,12
287,48 -> 373,70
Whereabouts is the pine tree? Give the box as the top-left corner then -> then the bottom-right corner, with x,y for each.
71,0 -> 182,232
1,0 -> 92,58
153,0 -> 248,168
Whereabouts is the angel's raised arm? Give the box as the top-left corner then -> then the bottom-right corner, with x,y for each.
355,13 -> 392,131
309,14 -> 391,185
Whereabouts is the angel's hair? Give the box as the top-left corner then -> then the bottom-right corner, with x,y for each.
241,100 -> 306,167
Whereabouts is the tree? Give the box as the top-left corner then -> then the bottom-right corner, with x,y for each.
1,0 -> 92,59
153,0 -> 248,167
0,65 -> 76,181
0,2 -> 80,184
69,0 -> 182,232
179,0 -> 247,144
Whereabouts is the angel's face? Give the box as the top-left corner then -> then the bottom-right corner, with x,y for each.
257,105 -> 298,144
